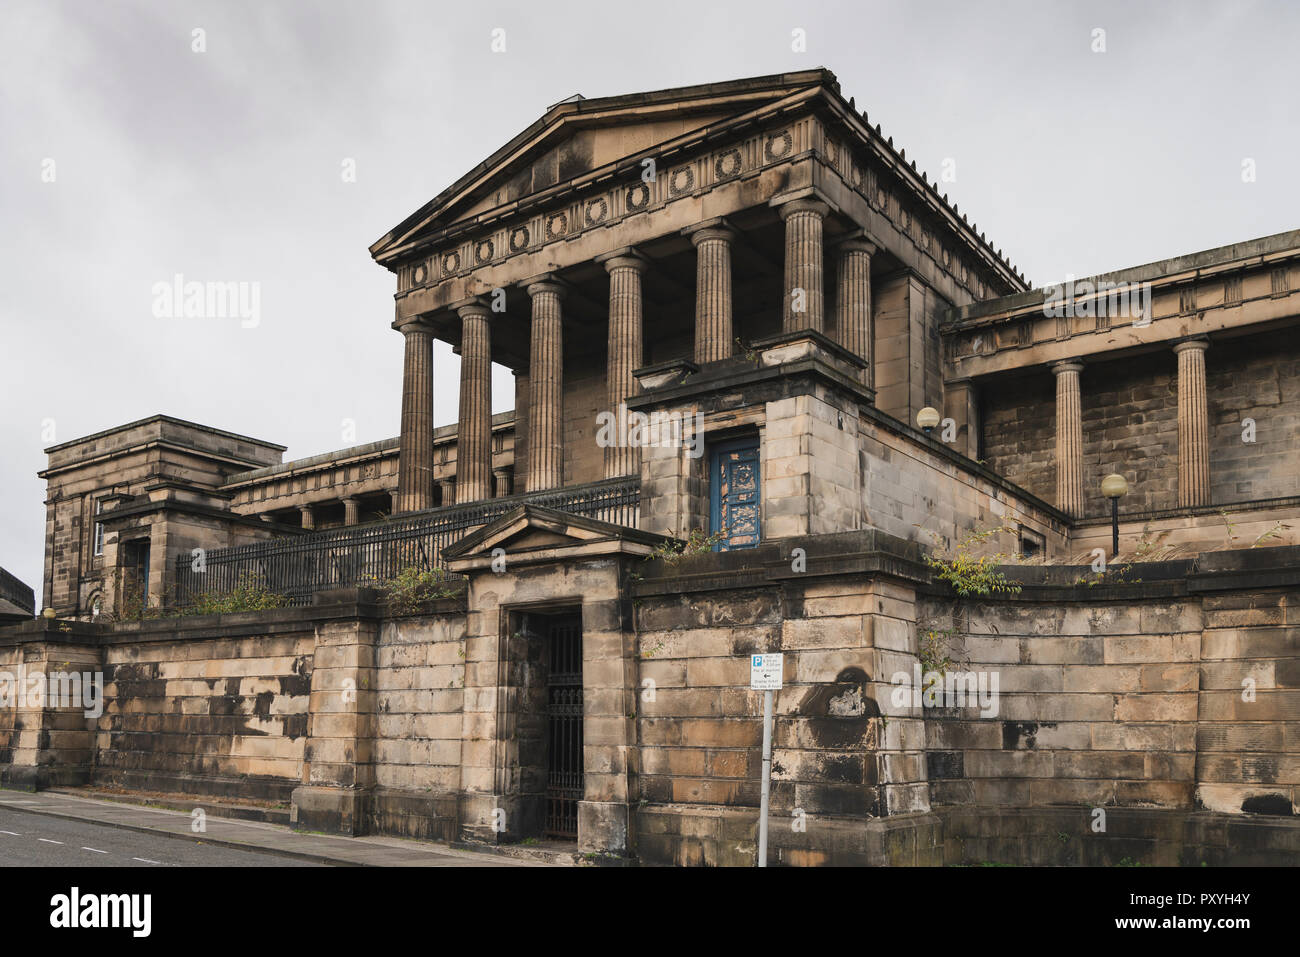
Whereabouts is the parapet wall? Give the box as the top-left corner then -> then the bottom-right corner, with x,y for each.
1,541 -> 1296,866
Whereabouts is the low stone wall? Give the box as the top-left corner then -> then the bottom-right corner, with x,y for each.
1,541 -> 1297,866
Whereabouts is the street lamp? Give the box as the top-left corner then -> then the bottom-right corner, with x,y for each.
1102,473 -> 1129,558
917,407 -> 941,435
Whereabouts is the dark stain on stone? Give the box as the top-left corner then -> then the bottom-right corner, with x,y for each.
927,751 -> 965,779
1241,793 -> 1293,816
282,712 -> 307,741
1002,721 -> 1053,750
253,691 -> 274,718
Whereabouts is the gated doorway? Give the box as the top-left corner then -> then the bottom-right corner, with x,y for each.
543,613 -> 583,839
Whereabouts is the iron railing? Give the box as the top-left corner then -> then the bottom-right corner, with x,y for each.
172,476 -> 640,608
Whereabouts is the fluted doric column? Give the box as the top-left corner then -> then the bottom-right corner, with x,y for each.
456,301 -> 492,503
1175,338 -> 1211,507
602,251 -> 647,479
395,317 -> 435,513
780,198 -> 830,333
298,505 -> 315,530
1053,361 -> 1085,517
687,221 -> 736,364
343,498 -> 359,526
526,280 -> 565,492
835,237 -> 876,383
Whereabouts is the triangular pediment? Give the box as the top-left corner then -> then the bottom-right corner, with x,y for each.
371,70 -> 835,264
441,503 -> 669,571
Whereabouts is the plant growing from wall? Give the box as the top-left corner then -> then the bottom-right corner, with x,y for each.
374,565 -> 459,615
647,527 -> 730,566
924,525 -> 1022,598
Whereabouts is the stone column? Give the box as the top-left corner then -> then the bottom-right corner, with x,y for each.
1175,339 -> 1211,508
1053,361 -> 1085,517
493,468 -> 511,498
602,252 -> 647,479
343,498 -> 359,526
780,198 -> 830,333
298,505 -> 315,530
835,237 -> 876,382
525,280 -> 565,492
456,302 -> 493,503
389,491 -> 399,514
438,479 -> 455,509
687,221 -> 736,364
512,369 -> 530,490
395,317 -> 435,513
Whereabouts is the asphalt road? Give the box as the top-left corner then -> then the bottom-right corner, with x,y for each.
0,807 -> 322,867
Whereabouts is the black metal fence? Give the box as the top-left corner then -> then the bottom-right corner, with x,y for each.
172,477 -> 640,608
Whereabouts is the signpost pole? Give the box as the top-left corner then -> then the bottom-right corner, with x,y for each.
758,687 -> 773,867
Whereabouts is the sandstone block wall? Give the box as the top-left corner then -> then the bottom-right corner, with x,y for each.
95,629 -> 314,801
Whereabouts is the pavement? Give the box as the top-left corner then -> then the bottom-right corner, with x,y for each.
0,789 -> 545,867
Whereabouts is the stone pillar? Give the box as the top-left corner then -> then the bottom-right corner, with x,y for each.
835,238 -> 875,382
602,252 -> 647,479
512,370 -> 530,489
687,221 -> 736,364
343,498 -> 360,526
438,479 -> 456,508
780,198 -> 830,333
456,302 -> 492,503
1175,339 -> 1211,508
395,318 -> 435,513
299,505 -> 315,530
525,281 -> 565,492
1053,361 -> 1085,517
493,468 -> 511,498
944,378 -> 980,460
389,491 -> 399,514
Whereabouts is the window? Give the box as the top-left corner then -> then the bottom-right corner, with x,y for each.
92,499 -> 105,556
1019,528 -> 1045,560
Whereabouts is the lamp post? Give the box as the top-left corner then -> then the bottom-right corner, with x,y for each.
1102,473 -> 1128,558
917,406 -> 941,435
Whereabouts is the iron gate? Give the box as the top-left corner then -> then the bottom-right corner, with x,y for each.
545,615 -> 583,839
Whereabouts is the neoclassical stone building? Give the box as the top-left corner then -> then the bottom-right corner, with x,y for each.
16,70 -> 1300,864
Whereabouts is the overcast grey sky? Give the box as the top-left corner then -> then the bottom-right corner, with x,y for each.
2,0 -> 1297,601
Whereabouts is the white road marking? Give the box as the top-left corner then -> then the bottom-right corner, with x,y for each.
0,830 -> 20,836
81,847 -> 108,854
132,857 -> 162,865
37,838 -> 64,845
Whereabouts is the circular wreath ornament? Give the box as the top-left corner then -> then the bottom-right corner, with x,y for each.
764,130 -> 793,162
626,183 -> 650,211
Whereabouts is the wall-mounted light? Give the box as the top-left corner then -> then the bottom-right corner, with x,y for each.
917,407 -> 941,434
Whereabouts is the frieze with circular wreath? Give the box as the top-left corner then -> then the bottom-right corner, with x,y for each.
626,183 -> 650,211
668,166 -> 695,196
585,197 -> 608,226
475,239 -> 495,264
714,149 -> 742,181
443,251 -> 461,274
545,212 -> 568,241
764,130 -> 793,162
509,226 -> 530,253
412,263 -> 427,284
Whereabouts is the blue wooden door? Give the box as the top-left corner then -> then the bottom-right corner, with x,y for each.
710,437 -> 761,550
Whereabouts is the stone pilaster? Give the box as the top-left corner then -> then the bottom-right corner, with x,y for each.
687,221 -> 736,364
299,505 -> 315,530
456,302 -> 492,503
601,251 -> 647,479
395,317 -> 435,513
780,198 -> 830,333
1175,338 -> 1211,508
525,280 -> 565,492
835,238 -> 876,383
343,498 -> 359,526
1053,361 -> 1085,517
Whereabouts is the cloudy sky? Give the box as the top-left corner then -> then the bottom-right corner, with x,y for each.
2,0 -> 1296,602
